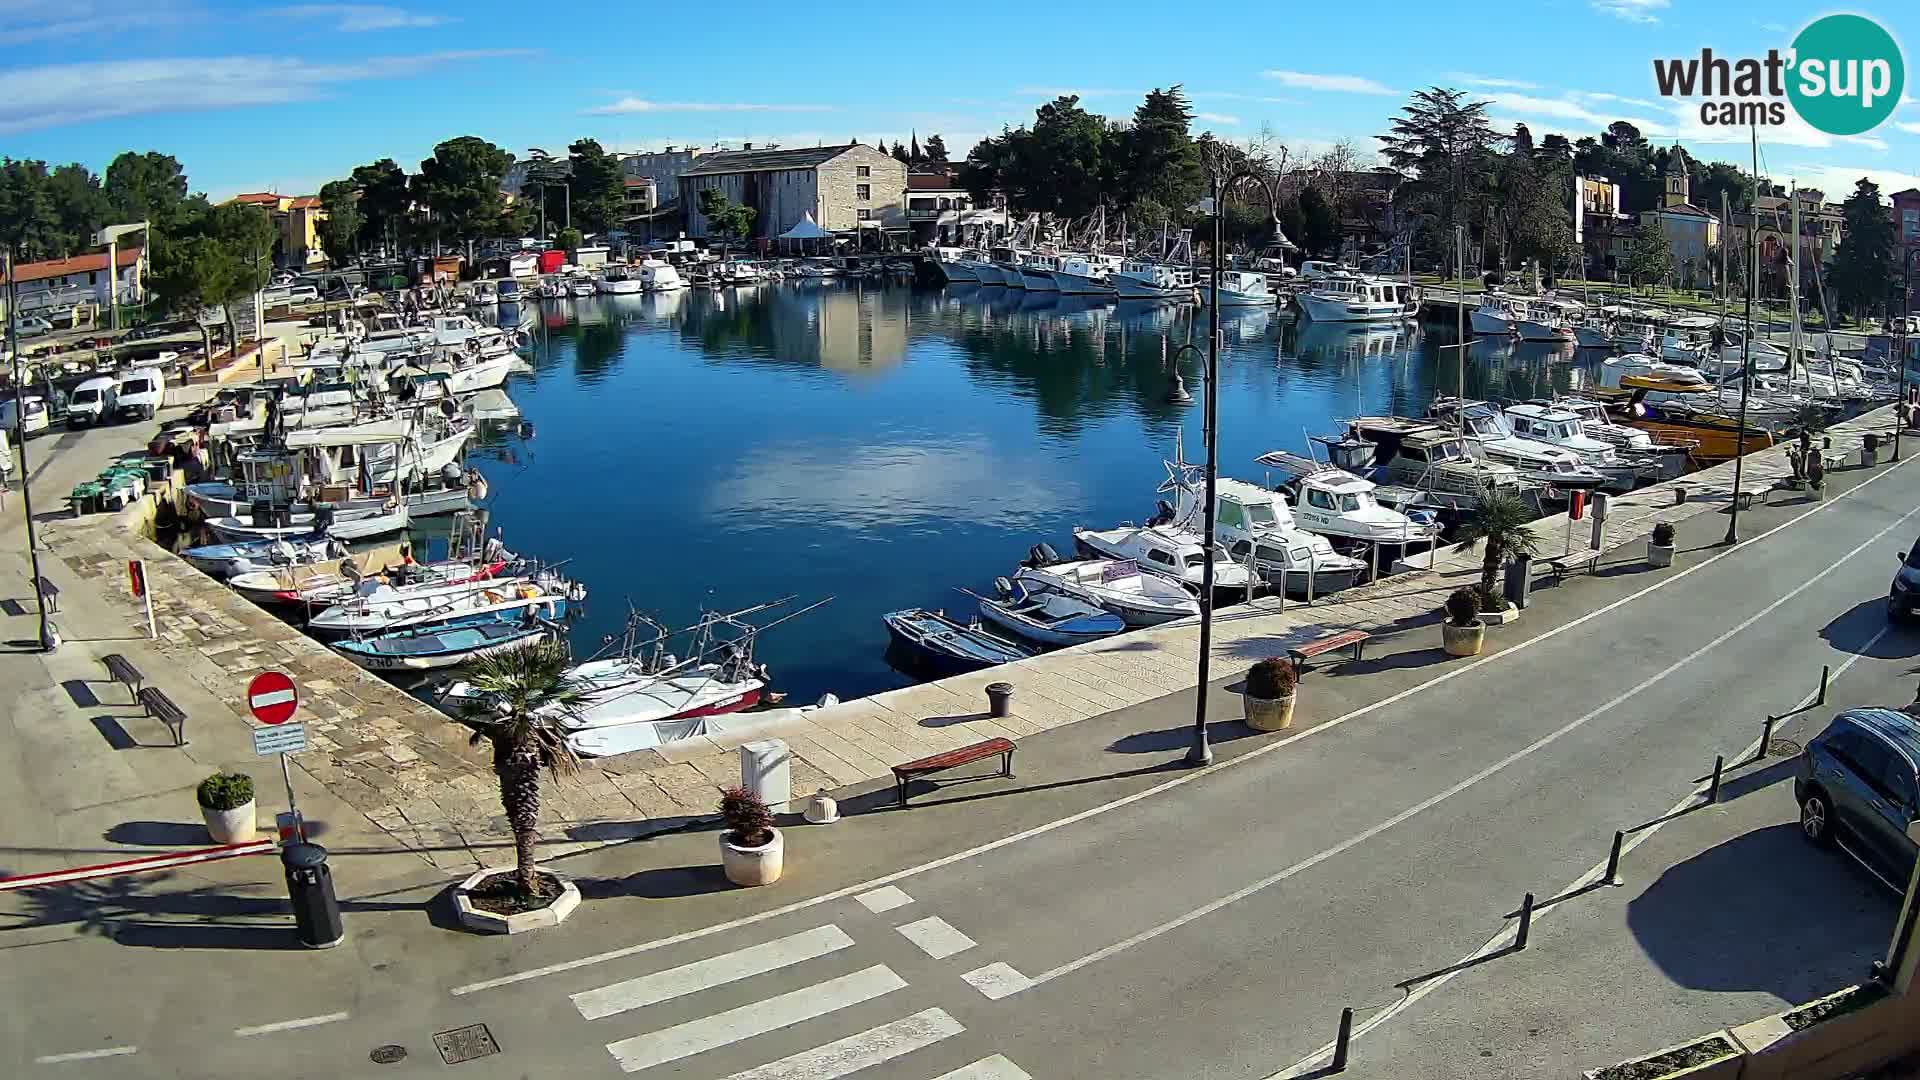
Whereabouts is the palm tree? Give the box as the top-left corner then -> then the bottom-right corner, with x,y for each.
1454,491 -> 1541,600
454,640 -> 585,897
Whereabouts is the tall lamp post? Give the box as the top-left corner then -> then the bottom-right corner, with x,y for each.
1725,130 -> 1760,546
1897,249 -> 1915,462
4,247 -> 57,651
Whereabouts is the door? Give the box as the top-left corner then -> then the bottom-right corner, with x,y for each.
1303,486 -> 1339,531
1828,726 -> 1907,877
1869,744 -> 1920,879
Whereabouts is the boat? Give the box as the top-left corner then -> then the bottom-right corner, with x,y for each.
930,246 -> 977,284
306,575 -> 574,638
1572,309 -> 1616,350
1500,402 -> 1641,491
1314,416 -> 1540,514
959,250 -> 1003,285
1658,315 -> 1719,364
975,578 -> 1126,646
1608,307 -> 1663,352
638,258 -> 686,292
1110,260 -> 1195,302
1198,270 -> 1273,308
1470,293 -> 1522,336
1012,552 -> 1199,626
1513,297 -> 1578,343
597,265 -> 645,295
1072,522 -> 1256,596
205,501 -> 410,543
1253,450 -> 1442,549
1295,273 -> 1407,322
181,534 -> 345,579
1166,473 -> 1366,595
989,245 -> 1030,290
1050,254 -> 1120,295
332,618 -> 551,671
229,556 -> 506,607
1017,253 -> 1062,292
883,608 -> 1033,676
1428,396 -> 1607,490
1537,397 -> 1696,482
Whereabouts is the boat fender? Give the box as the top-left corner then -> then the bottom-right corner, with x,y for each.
814,693 -> 841,709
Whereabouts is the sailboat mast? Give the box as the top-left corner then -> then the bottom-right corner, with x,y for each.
1790,180 -> 1802,385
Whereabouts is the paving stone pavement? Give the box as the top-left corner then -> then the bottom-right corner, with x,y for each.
38,404 -> 1904,867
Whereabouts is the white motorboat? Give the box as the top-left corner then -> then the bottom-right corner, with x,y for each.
1254,450 -> 1442,548
305,575 -> 567,638
1538,397 -> 1696,482
1658,315 -> 1718,363
1470,293 -> 1521,336
205,501 -> 410,543
1295,273 -> 1408,322
1013,553 -> 1199,627
639,258 -> 685,292
1072,523 -> 1255,595
976,579 -> 1126,646
1198,270 -> 1273,308
1607,307 -> 1663,352
1169,474 -> 1365,595
1429,397 -> 1608,490
960,250 -> 1003,285
931,247 -> 977,284
1110,260 -> 1194,302
1708,327 -> 1790,374
598,265 -> 645,295
989,245 -> 1029,290
1017,253 -> 1062,292
1514,297 -> 1577,343
1573,316 -> 1616,350
1316,416 -> 1538,513
181,534 -> 345,579
1501,402 -> 1639,491
1050,254 -> 1120,295
230,556 -> 503,607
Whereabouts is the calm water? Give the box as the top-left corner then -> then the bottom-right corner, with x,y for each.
471,283 -> 1595,702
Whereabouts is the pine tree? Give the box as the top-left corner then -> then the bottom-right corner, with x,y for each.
1831,177 -> 1895,322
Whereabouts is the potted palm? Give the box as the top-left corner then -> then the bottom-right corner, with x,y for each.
719,786 -> 784,886
197,772 -> 256,843
1648,521 -> 1676,568
449,641 -> 586,933
1442,588 -> 1485,657
1453,493 -> 1538,624
1242,656 -> 1298,732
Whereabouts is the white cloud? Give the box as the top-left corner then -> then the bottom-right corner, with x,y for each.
1013,86 -> 1147,99
1570,89 -> 1661,110
265,5 -> 451,31
583,98 -> 835,116
0,0 -> 183,43
1444,72 -> 1541,90
0,51 -> 530,134
1490,93 -> 1672,135
1840,133 -> 1890,151
1194,112 -> 1240,126
1592,0 -> 1668,23
1190,91 -> 1302,105
1770,161 -> 1920,199
1262,70 -> 1398,95
1898,121 -> 1920,135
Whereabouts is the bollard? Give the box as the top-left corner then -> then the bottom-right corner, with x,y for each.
1707,755 -> 1725,805
1756,715 -> 1778,765
1604,830 -> 1625,886
986,682 -> 1014,719
1515,892 -> 1535,950
1818,664 -> 1830,706
1307,554 -> 1317,605
1330,1007 -> 1354,1072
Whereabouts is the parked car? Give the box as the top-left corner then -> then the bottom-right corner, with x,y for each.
66,376 -> 119,428
1888,542 -> 1920,622
16,315 -> 54,338
114,366 -> 166,421
0,394 -> 51,438
1796,707 -> 1920,886
125,320 -> 195,341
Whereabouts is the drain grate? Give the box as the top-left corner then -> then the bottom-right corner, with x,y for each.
369,1045 -> 407,1065
434,1024 -> 500,1065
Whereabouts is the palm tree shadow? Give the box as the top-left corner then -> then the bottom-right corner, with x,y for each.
574,864 -> 733,900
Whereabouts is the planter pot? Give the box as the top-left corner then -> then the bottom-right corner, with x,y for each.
201,800 -> 257,844
1582,1031 -> 1742,1080
451,867 -> 581,934
1648,542 -> 1675,568
1243,691 -> 1296,732
1442,621 -> 1484,657
721,827 -> 784,887
1811,485 -> 1826,502
1480,604 -> 1519,626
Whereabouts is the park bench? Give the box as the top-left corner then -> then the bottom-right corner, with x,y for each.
32,575 -> 59,613
1541,550 -> 1601,582
892,737 -> 1015,807
100,653 -> 145,702
1286,629 -> 1371,672
1732,488 -> 1769,511
136,686 -> 188,747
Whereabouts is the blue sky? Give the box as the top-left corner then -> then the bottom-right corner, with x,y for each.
3,0 -> 1918,202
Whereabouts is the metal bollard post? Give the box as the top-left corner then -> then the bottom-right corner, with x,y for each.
1818,664 -> 1830,706
1707,755 -> 1725,804
1515,892 -> 1535,950
1604,830 -> 1625,886
1330,1007 -> 1354,1072
1756,715 -> 1777,765
1307,553 -> 1316,605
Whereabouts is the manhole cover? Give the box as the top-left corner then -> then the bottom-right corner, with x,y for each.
1768,737 -> 1803,758
369,1045 -> 407,1065
434,1024 -> 500,1065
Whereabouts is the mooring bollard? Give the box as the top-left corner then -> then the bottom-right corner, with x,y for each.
1604,830 -> 1625,886
1756,715 -> 1778,765
1707,755 -> 1725,804
1515,892 -> 1535,950
1818,664 -> 1831,706
1330,1007 -> 1354,1072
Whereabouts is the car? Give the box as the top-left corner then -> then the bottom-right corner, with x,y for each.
66,376 -> 119,428
1888,542 -> 1920,621
1795,707 -> 1920,887
125,320 -> 194,341
16,315 -> 54,338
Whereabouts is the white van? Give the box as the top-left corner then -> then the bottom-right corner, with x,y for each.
67,376 -> 119,428
0,395 -> 50,439
115,367 -> 166,421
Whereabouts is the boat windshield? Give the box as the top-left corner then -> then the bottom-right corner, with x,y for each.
1549,420 -> 1582,441
1427,441 -> 1464,462
1338,493 -> 1363,512
1183,552 -> 1210,569
1244,502 -> 1279,527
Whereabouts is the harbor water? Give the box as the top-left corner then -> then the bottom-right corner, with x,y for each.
475,282 -> 1600,703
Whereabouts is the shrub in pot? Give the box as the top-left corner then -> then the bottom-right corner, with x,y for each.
718,786 -> 783,886
1243,656 -> 1298,732
1648,520 -> 1676,568
1442,588 -> 1485,657
197,771 -> 257,843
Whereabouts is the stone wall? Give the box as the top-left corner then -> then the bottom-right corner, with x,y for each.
816,145 -> 906,232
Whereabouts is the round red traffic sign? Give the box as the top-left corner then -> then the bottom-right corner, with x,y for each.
247,671 -> 299,725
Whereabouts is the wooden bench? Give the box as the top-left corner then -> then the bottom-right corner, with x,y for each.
1287,629 -> 1371,672
100,653 -> 145,702
1542,550 -> 1601,582
32,575 -> 59,614
893,737 -> 1015,807
1732,488 -> 1768,511
136,686 -> 188,747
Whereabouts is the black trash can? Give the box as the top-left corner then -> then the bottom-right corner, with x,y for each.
1504,553 -> 1534,611
281,842 -> 345,949
986,682 -> 1014,719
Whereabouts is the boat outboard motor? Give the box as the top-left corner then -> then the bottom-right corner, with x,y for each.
440,461 -> 465,487
993,576 -> 1014,599
250,496 -> 275,525
1148,500 -> 1176,526
1024,543 -> 1060,568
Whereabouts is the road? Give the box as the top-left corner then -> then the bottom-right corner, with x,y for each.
5,435 -> 1919,1079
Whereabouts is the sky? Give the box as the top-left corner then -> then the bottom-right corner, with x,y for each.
3,0 -> 1919,203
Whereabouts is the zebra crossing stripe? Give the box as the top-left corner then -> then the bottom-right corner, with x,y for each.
606,965 -> 907,1073
932,1055 -> 1036,1080
719,1007 -> 963,1080
574,925 -> 855,1020
894,916 -> 976,960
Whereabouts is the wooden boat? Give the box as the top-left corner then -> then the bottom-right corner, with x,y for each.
975,580 -> 1126,647
882,608 -> 1032,676
230,558 -> 506,607
331,618 -> 550,671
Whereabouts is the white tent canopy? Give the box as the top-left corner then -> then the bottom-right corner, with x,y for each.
779,214 -> 831,240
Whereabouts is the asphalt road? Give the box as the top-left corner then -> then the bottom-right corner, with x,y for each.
7,444 -> 1920,1079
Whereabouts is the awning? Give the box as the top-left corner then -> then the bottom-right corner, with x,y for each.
779,213 -> 831,240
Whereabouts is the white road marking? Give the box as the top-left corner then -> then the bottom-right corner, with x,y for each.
573,925 -> 855,1020
933,1055 -> 1037,1080
605,965 -> 906,1074
1268,625 -> 1894,1077
719,1007 -> 963,1080
1023,498 -> 1920,995
232,1011 -> 350,1037
960,962 -> 1033,1000
35,1047 -> 138,1064
895,915 -> 976,959
449,452 -> 1915,998
854,886 -> 914,913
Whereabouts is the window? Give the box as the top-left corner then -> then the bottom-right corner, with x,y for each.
857,209 -> 873,221
1828,726 -> 1887,785
1217,501 -> 1246,530
856,184 -> 871,200
1338,494 -> 1363,513
88,271 -> 98,285
856,165 -> 871,178
1146,548 -> 1175,566
1905,209 -> 1919,241
1882,752 -> 1918,809
1307,489 -> 1336,511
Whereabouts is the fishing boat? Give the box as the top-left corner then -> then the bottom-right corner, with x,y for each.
204,501 -> 410,543
306,575 -> 575,638
1072,522 -> 1256,596
1051,254 -> 1120,295
1111,260 -> 1195,302
1470,292 -> 1522,336
1294,273 -> 1409,323
1514,297 -> 1577,343
181,533 -> 344,579
1198,270 -> 1273,308
1253,451 -> 1442,550
883,608 -> 1032,676
974,579 -> 1126,646
1017,253 -> 1062,292
331,618 -> 550,672
1013,550 -> 1199,626
1608,307 -> 1663,352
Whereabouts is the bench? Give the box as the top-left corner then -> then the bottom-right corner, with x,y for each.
1732,488 -> 1769,511
100,653 -> 145,702
32,575 -> 59,613
1822,449 -> 1848,472
1287,629 -> 1371,671
136,686 -> 188,747
1542,550 -> 1601,582
892,737 -> 1015,807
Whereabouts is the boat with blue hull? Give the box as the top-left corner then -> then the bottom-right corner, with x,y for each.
331,619 -> 552,671
974,580 -> 1126,647
882,608 -> 1033,676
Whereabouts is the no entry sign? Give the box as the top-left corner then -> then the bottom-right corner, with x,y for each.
247,671 -> 299,726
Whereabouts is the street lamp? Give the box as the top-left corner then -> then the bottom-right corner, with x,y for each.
4,246 -> 58,650
1896,249 -> 1915,463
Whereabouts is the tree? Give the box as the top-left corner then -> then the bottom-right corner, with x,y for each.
1020,95 -> 1112,218
1626,221 -> 1674,290
1453,491 -> 1540,603
1510,123 -> 1534,157
452,642 -> 586,898
909,132 -> 922,166
890,141 -> 911,165
1378,87 -> 1500,267
203,202 -> 275,347
554,227 -> 582,254
0,159 -> 57,259
104,151 -> 189,229
1117,86 -> 1203,217
47,164 -> 111,257
147,233 -> 233,358
1830,178 -> 1895,322
566,138 -> 624,236
1298,185 -> 1338,254
1693,161 -> 1754,218
316,180 -> 362,267
350,158 -> 411,255
697,188 -> 757,244
1537,133 -> 1572,164
411,136 -> 516,258
923,134 -> 949,167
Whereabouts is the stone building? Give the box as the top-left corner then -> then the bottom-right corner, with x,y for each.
1635,148 -> 1721,289
678,144 -> 906,241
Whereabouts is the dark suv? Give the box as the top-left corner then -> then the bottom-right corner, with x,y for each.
1796,708 -> 1920,886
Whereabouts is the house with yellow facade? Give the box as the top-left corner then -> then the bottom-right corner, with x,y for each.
1636,149 -> 1721,290
226,192 -> 330,270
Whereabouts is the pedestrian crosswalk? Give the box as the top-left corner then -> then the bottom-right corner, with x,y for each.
568,904 -> 1035,1078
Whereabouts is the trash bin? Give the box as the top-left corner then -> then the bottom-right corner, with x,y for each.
1864,433 -> 1880,467
1504,553 -> 1534,611
986,682 -> 1014,719
281,842 -> 345,949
